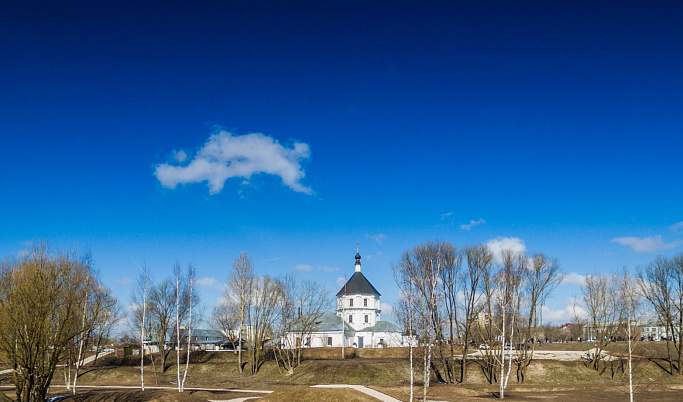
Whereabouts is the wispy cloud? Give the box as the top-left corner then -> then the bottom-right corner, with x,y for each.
116,277 -> 133,285
460,218 -> 486,231
440,212 -> 454,220
562,273 -> 586,287
196,277 -> 217,287
336,277 -> 347,288
670,222 -> 683,234
611,235 -> 683,252
261,257 -> 284,263
173,150 -> 187,163
365,233 -> 386,245
155,130 -> 312,195
379,302 -> 394,317
486,237 -> 526,264
322,266 -> 339,273
295,264 -> 312,271
541,303 -> 587,323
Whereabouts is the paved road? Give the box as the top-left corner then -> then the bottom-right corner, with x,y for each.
0,350 -> 113,376
312,384 -> 402,402
0,384 -> 273,399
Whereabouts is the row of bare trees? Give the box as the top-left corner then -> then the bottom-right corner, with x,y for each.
563,253 -> 683,402
211,252 -> 329,375
0,243 -> 120,402
393,241 -> 563,400
638,253 -> 683,376
129,262 -> 199,392
581,253 -> 683,377
580,268 -> 650,402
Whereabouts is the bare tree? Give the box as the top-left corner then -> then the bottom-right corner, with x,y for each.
90,290 -> 122,362
0,243 -> 115,402
492,250 -> 526,399
394,262 -> 418,402
70,282 -> 119,394
175,262 -> 182,392
273,275 -> 329,374
614,268 -> 640,402
228,252 -> 254,373
130,263 -> 152,390
477,248 -> 501,385
148,279 -> 178,374
211,300 -> 240,349
515,253 -> 563,381
247,276 -> 281,374
582,273 -> 618,370
394,242 -> 446,401
638,253 -> 683,375
437,244 -> 462,385
460,244 -> 492,383
180,265 -> 196,391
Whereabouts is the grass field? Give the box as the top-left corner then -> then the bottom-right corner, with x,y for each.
2,342 -> 683,401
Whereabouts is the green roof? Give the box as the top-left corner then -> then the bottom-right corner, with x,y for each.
312,312 -> 355,333
362,321 -> 401,333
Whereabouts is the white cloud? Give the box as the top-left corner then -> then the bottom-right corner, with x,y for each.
611,235 -> 683,252
196,277 -> 217,287
670,222 -> 683,234
116,277 -> 133,285
295,264 -> 312,271
485,237 -> 527,264
155,131 -> 312,195
440,212 -> 454,220
379,302 -> 394,317
562,273 -> 586,287
322,266 -> 339,273
460,218 -> 486,231
541,303 -> 587,323
173,150 -> 187,163
365,233 -> 386,245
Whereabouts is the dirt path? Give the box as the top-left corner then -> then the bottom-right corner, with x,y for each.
469,349 -> 616,361
0,351 -> 114,376
311,384 -> 402,402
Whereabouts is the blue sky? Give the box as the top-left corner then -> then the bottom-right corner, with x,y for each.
2,1 -> 682,326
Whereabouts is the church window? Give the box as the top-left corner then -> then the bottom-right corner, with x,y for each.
364,315 -> 369,323
364,298 -> 367,307
348,315 -> 353,323
327,337 -> 332,346
349,299 -> 353,307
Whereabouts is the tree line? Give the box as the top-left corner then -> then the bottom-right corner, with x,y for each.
0,244 -> 331,401
394,241 -> 683,402
209,252 -> 330,375
581,253 -> 683,377
393,241 -> 563,400
4,240 -> 679,402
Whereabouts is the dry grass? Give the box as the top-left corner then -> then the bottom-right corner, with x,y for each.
4,346 -> 683,401
261,386 -> 377,401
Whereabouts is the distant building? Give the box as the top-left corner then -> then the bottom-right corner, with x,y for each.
179,328 -> 225,351
639,322 -> 680,341
582,321 -> 680,342
289,249 -> 406,348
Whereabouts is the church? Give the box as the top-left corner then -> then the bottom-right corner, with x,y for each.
302,250 -> 404,348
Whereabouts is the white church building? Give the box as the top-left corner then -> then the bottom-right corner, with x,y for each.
301,250 -> 404,348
